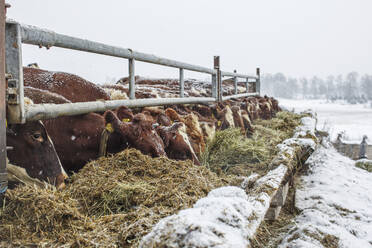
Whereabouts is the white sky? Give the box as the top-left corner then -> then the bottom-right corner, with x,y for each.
6,0 -> 372,83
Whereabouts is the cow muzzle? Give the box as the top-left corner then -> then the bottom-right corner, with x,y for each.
55,173 -> 67,190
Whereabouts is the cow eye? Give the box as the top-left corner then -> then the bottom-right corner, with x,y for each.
31,132 -> 43,141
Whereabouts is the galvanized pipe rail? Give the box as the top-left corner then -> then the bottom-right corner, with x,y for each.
25,97 -> 216,121
20,23 -> 258,79
5,20 -> 261,123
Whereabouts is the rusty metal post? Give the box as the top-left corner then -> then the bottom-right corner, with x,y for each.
214,56 -> 222,102
233,69 -> 238,95
0,0 -> 8,200
256,67 -> 261,95
179,68 -> 184,98
128,58 -> 135,99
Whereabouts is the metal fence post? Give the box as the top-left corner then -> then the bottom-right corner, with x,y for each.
0,0 -> 8,201
256,67 -> 260,95
245,77 -> 249,93
233,69 -> 238,95
128,58 -> 135,99
214,56 -> 222,102
179,68 -> 184,98
211,73 -> 217,98
5,21 -> 25,124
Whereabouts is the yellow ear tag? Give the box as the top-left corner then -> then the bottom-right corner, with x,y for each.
217,120 -> 221,127
122,118 -> 130,123
105,123 -> 114,133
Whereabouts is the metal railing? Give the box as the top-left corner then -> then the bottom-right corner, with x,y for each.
5,19 -> 260,124
0,0 -> 8,200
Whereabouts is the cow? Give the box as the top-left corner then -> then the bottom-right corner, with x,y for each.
156,122 -> 200,165
23,67 -> 110,102
24,86 -> 72,104
6,120 -> 67,189
241,110 -> 254,136
164,108 -> 205,157
104,110 -> 166,158
231,105 -> 245,134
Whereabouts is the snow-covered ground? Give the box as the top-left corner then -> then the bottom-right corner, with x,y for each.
278,99 -> 372,143
279,143 -> 372,247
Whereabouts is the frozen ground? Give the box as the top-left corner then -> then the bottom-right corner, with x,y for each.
279,143 -> 372,248
278,99 -> 372,143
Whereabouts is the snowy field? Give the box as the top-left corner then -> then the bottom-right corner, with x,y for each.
278,99 -> 372,143
279,143 -> 372,247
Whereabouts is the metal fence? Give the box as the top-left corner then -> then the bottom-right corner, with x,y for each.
1,14 -> 260,194
5,20 -> 260,123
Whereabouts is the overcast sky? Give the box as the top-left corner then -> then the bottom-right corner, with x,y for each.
6,0 -> 372,83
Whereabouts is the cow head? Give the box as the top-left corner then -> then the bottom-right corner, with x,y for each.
216,105 -> 235,130
6,121 -> 67,189
156,122 -> 200,165
104,111 -> 166,158
231,106 -> 245,134
157,113 -> 172,126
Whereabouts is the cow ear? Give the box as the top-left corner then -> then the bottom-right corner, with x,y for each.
116,106 -> 133,121
104,110 -> 118,124
104,110 -> 122,132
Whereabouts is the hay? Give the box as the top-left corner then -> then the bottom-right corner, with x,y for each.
1,149 -> 226,247
355,159 -> 372,172
0,185 -> 95,246
253,111 -> 303,139
202,111 -> 303,176
201,128 -> 270,171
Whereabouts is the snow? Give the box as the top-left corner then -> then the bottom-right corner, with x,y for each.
279,143 -> 372,248
293,117 -> 316,139
279,99 -> 372,143
139,166 -> 290,248
140,186 -> 252,248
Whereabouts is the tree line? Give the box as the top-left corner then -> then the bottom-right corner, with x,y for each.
261,72 -> 372,103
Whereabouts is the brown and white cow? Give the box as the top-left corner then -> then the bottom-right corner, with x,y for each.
104,111 -> 166,158
23,67 -> 110,102
164,108 -> 205,157
6,121 -> 67,189
156,122 -> 200,165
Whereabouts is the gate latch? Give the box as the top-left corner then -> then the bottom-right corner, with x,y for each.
5,73 -> 19,105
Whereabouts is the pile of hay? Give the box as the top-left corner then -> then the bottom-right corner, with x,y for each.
202,111 -> 303,176
0,149 -> 227,247
355,159 -> 372,172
